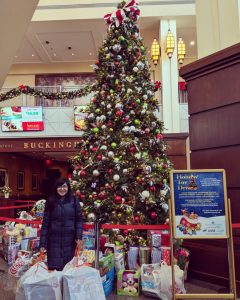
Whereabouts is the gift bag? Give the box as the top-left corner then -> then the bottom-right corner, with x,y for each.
63,263 -> 106,300
15,262 -> 62,300
159,261 -> 186,299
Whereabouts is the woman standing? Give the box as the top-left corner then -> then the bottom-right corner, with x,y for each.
40,178 -> 83,270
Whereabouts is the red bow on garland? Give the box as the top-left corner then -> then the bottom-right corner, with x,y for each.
104,0 -> 140,28
178,81 -> 186,91
155,81 -> 161,90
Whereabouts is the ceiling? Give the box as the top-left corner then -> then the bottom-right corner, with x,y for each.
13,15 -> 197,64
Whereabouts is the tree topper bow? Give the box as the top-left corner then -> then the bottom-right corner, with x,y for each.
104,0 -> 140,28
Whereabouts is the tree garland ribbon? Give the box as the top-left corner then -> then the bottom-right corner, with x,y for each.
104,0 -> 140,28
0,83 -> 97,102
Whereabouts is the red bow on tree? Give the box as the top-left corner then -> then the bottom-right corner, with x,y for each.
104,0 -> 140,28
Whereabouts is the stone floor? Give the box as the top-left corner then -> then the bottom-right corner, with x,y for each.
0,258 -> 237,300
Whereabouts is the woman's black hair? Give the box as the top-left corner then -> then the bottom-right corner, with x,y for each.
46,178 -> 72,210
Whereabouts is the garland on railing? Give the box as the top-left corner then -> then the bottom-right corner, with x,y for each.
0,84 -> 97,102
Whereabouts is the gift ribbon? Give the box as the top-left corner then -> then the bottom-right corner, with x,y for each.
104,0 -> 140,28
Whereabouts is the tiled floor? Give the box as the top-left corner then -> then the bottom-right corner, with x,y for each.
0,258 -> 237,300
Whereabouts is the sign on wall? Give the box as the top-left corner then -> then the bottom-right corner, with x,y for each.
0,107 -> 44,131
170,169 -> 229,239
74,106 -> 86,131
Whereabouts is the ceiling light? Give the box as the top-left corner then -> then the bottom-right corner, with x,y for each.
190,41 -> 195,46
71,53 -> 75,56
178,38 -> 186,64
151,38 -> 160,66
53,53 -> 57,57
31,54 -> 35,57
89,52 -> 92,56
166,30 -> 175,59
14,55 -> 18,58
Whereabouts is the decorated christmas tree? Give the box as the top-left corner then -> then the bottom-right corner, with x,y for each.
71,0 -> 172,225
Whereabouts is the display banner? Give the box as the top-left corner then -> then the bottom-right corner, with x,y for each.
0,107 -> 44,131
170,169 -> 229,239
74,105 -> 86,131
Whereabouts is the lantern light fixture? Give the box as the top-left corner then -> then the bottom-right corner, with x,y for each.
151,38 -> 160,66
166,29 -> 175,58
177,37 -> 186,64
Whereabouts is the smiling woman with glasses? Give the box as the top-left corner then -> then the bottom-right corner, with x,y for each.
39,178 -> 83,271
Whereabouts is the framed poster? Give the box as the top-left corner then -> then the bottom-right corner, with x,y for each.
170,169 -> 229,239
17,171 -> 25,190
0,169 -> 8,189
1,106 -> 44,131
32,173 -> 38,191
74,106 -> 86,130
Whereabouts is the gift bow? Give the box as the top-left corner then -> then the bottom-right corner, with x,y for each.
104,0 -> 140,28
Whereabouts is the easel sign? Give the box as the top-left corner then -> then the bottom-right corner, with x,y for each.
170,169 -> 229,239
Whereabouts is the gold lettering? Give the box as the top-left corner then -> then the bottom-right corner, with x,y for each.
45,142 -> 51,148
66,142 -> 72,148
38,143 -> 44,148
30,143 -> 36,149
53,142 -> 56,148
74,141 -> 79,147
58,142 -> 64,148
24,143 -> 29,149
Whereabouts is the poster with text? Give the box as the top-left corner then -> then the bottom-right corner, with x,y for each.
1,107 -> 44,131
171,170 -> 228,239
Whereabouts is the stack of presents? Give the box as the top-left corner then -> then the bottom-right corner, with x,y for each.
0,202 -> 190,299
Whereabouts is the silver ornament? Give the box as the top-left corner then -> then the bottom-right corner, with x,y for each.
115,103 -> 123,109
113,174 -> 120,181
143,94 -> 148,100
87,213 -> 96,222
107,104 -> 111,109
101,125 -> 107,130
123,126 -> 129,133
161,203 -> 169,212
93,169 -> 100,176
113,44 -> 121,52
123,169 -> 128,174
133,67 -> 138,72
100,145 -> 107,151
108,151 -> 114,157
141,190 -> 150,199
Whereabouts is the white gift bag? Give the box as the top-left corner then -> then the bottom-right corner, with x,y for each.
63,258 -> 106,300
15,262 -> 62,300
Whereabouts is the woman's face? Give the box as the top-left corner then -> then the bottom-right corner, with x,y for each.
56,183 -> 68,197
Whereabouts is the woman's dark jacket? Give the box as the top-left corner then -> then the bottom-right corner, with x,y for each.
39,195 -> 83,270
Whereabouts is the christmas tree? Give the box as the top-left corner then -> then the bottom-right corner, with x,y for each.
71,0 -> 172,225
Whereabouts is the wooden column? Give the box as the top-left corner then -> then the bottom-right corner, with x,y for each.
180,43 -> 240,288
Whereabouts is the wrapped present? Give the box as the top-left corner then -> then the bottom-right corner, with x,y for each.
114,253 -> 125,273
99,253 -> 114,275
78,250 -> 95,266
139,247 -> 150,265
141,263 -> 163,299
100,234 -> 109,252
102,267 -> 115,297
161,247 -> 171,265
8,251 -> 31,277
117,269 -> 140,297
151,247 -> 161,264
6,243 -> 20,266
147,230 -> 162,248
127,246 -> 139,270
82,229 -> 95,250
161,231 -> 170,247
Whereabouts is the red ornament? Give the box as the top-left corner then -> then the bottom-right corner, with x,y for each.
92,97 -> 97,103
80,149 -> 87,155
91,147 -> 98,152
123,117 -> 129,123
156,133 -> 163,140
45,159 -> 52,166
92,193 -> 98,199
108,121 -> 113,127
108,169 -> 113,175
79,170 -> 87,177
96,60 -> 99,65
129,146 -> 136,153
97,155 -> 102,160
162,163 -> 168,169
155,81 -> 161,90
150,211 -> 158,220
123,229 -> 129,236
98,192 -> 106,200
150,186 -> 157,192
134,216 -> 140,223
79,193 -> 86,200
115,110 -> 123,117
115,195 -> 122,204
